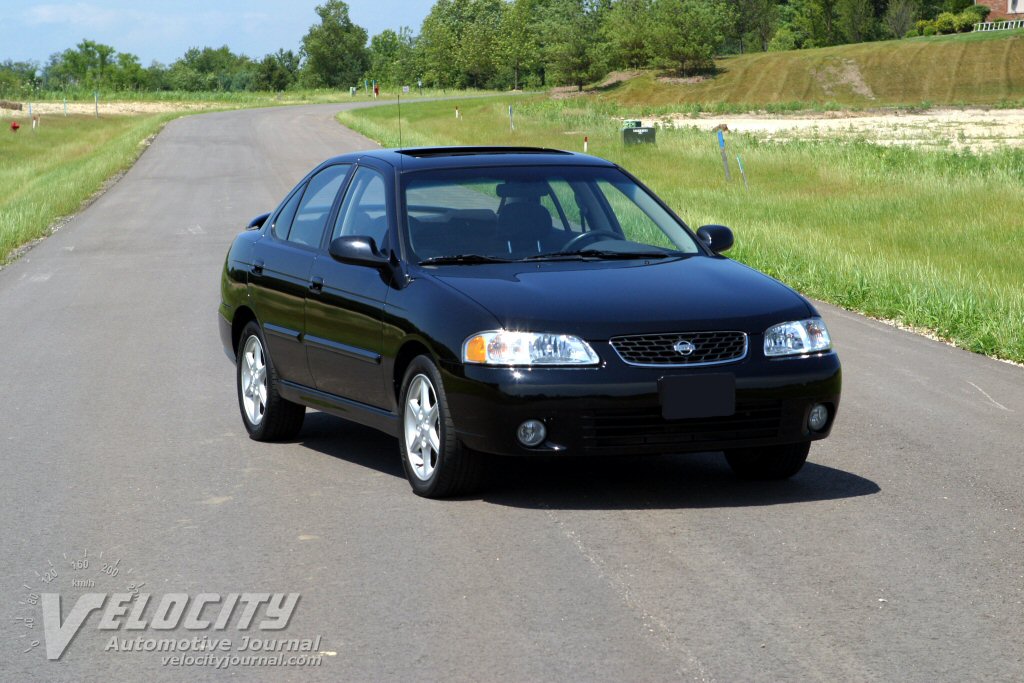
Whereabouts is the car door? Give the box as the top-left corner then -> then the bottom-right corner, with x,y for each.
304,164 -> 393,409
249,163 -> 351,387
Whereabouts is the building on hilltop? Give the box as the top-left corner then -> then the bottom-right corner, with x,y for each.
975,0 -> 1023,21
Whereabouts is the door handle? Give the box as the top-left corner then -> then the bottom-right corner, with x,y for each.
251,259 -> 264,275
309,276 -> 324,293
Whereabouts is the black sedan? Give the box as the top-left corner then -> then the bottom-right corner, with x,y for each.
219,147 -> 840,498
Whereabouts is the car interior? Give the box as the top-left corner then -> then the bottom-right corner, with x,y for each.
407,179 -> 606,260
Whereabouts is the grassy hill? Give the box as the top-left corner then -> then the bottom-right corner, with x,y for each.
596,30 -> 1024,109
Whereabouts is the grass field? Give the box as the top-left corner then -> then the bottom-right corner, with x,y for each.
0,113 -> 176,261
590,29 -> 1024,111
338,97 -> 1024,363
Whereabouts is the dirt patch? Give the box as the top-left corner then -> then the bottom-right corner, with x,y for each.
639,108 -> 1024,151
0,100 -> 222,117
598,70 -> 645,88
550,86 -> 596,100
814,59 -> 876,100
655,75 -> 709,85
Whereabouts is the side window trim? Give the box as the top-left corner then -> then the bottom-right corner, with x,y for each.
332,165 -> 392,250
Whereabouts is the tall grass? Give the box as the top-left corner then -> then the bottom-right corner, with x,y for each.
0,114 -> 176,261
339,97 -> 1024,363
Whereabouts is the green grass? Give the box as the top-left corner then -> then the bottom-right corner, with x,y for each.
338,97 -> 1024,363
0,113 -> 176,261
592,29 -> 1024,111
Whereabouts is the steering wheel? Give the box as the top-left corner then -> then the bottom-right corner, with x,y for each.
559,230 -> 624,253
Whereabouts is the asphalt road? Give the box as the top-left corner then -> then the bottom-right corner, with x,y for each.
1,103 -> 1022,682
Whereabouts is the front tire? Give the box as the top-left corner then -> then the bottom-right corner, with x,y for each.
724,442 -> 810,480
236,321 -> 305,441
398,355 -> 483,498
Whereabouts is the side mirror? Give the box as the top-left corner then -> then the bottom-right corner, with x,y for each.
696,224 -> 734,254
247,212 -> 270,230
329,235 -> 389,268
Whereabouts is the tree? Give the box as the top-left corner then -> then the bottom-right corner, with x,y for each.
498,0 -> 542,89
837,0 -> 876,43
648,0 -> 733,74
367,28 -> 420,86
167,46 -> 254,91
458,0 -> 504,88
110,53 -> 146,90
300,0 -> 370,88
254,50 -> 300,91
749,0 -> 780,51
419,0 -> 464,87
543,0 -> 607,91
883,0 -> 918,37
601,0 -> 653,68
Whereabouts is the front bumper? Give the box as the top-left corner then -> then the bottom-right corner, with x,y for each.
442,341 -> 841,457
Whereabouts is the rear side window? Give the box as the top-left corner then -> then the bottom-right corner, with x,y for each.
270,188 -> 302,240
287,164 -> 351,247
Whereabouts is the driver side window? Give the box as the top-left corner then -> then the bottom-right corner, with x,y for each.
333,167 -> 389,248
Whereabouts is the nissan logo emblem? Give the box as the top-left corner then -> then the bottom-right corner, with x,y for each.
673,340 -> 696,356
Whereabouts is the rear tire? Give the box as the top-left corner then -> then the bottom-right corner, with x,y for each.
398,355 -> 484,498
724,442 -> 810,480
236,321 -> 305,441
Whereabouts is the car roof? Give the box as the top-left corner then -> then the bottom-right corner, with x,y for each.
320,146 -> 618,172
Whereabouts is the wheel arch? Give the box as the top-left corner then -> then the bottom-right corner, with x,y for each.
392,339 -> 436,403
231,305 -> 259,356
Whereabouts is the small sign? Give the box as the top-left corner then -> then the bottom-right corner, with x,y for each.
717,130 -> 725,149
402,85 -> 410,93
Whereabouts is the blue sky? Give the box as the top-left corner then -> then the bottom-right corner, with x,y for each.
1,1 -> 436,66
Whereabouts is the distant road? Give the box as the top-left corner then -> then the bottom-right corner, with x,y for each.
1,102 -> 1022,682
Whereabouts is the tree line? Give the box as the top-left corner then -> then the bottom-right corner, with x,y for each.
0,0 -> 994,97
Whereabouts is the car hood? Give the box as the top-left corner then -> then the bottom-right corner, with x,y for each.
429,256 -> 812,339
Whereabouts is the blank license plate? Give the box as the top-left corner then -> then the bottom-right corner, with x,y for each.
659,374 -> 736,420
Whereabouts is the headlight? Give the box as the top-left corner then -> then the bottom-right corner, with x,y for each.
463,330 -> 599,366
764,318 -> 832,357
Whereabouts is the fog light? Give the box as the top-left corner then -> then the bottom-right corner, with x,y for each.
808,404 -> 829,431
517,419 -> 547,447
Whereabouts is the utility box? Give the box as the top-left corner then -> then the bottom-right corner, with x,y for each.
623,126 -> 656,145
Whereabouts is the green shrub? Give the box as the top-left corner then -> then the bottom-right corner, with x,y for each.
954,12 -> 976,32
934,12 -> 958,34
923,24 -> 938,35
964,4 -> 991,20
915,19 -> 935,33
768,26 -> 799,52
905,28 -> 920,37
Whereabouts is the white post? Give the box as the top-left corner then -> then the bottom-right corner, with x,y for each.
583,136 -> 589,153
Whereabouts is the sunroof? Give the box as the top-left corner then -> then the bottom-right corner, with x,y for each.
398,147 -> 572,158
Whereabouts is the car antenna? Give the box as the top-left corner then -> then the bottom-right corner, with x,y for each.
397,93 -> 403,151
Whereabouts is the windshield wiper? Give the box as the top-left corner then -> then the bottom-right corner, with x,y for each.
523,249 -> 679,261
419,254 -> 515,265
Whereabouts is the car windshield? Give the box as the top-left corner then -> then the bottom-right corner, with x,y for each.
402,166 -> 701,263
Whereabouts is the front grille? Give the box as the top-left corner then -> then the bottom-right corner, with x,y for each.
610,331 -> 747,366
580,400 -> 782,455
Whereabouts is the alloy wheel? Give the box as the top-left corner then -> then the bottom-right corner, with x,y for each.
404,374 -> 440,481
240,335 -> 267,426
